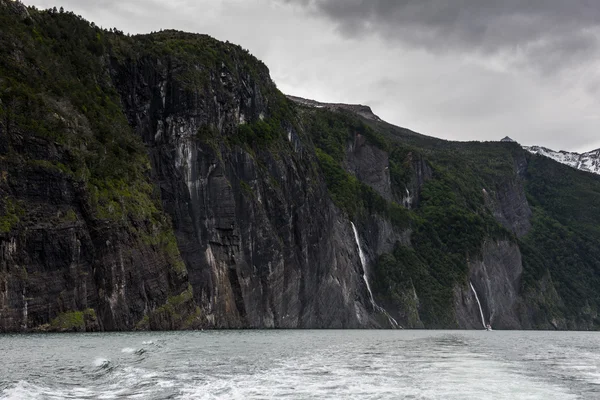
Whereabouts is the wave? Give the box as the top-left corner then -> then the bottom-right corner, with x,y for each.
1,380 -> 94,400
93,357 -> 111,369
1,365 -> 175,399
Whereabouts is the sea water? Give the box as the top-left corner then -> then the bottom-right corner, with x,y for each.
1,330 -> 599,399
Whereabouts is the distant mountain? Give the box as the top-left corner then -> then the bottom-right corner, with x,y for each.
524,146 -> 600,176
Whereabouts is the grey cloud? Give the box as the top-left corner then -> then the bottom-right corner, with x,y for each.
32,0 -> 169,24
283,0 -> 600,74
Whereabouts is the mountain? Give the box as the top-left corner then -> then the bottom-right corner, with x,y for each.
2,0 -> 600,332
524,146 -> 600,176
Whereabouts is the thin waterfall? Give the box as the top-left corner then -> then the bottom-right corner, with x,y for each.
351,222 -> 373,303
469,281 -> 486,329
351,222 -> 400,329
21,288 -> 27,330
403,188 -> 413,208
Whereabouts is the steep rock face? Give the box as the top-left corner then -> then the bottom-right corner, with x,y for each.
0,133 -> 187,332
0,7 -> 206,332
360,215 -> 410,259
518,273 -> 568,330
399,152 -> 432,209
483,152 -> 532,237
483,179 -> 532,237
455,240 -> 523,329
109,40 -> 375,328
345,135 -> 393,202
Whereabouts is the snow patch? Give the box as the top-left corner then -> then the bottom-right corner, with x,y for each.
524,145 -> 600,176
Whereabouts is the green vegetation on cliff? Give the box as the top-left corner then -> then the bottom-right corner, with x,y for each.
0,4 -> 157,223
0,3 -> 188,278
301,108 -> 410,225
302,100 -> 600,328
50,309 -> 96,331
299,105 -> 513,325
519,155 -> 600,326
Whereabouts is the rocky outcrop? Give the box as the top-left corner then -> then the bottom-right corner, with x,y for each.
287,95 -> 383,122
483,179 -> 532,237
345,135 -> 393,202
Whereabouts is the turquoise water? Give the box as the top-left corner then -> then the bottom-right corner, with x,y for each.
1,330 -> 599,399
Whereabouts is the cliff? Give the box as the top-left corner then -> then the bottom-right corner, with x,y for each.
1,1 -> 600,332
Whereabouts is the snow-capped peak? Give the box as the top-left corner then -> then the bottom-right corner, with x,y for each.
524,145 -> 600,176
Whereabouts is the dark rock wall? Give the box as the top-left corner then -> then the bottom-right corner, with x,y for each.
455,240 -> 523,329
0,138 -> 186,332
109,54 -> 375,328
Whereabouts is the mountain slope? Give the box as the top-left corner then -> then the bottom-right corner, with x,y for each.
2,0 -> 600,331
290,96 -> 600,330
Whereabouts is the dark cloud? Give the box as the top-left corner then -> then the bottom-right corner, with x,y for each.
283,0 -> 600,74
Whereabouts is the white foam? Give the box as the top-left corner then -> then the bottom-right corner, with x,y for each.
175,345 -> 577,400
93,357 -> 111,367
1,331 -> 589,400
121,347 -> 136,354
0,380 -> 95,400
1,381 -> 43,400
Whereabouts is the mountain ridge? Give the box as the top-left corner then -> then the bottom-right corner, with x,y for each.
290,96 -> 600,177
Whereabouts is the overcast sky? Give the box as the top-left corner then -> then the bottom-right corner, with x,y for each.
31,0 -> 600,152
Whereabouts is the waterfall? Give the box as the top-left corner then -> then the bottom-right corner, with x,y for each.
403,188 -> 413,209
21,288 -> 27,330
351,222 -> 372,302
351,222 -> 400,329
469,281 -> 486,329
